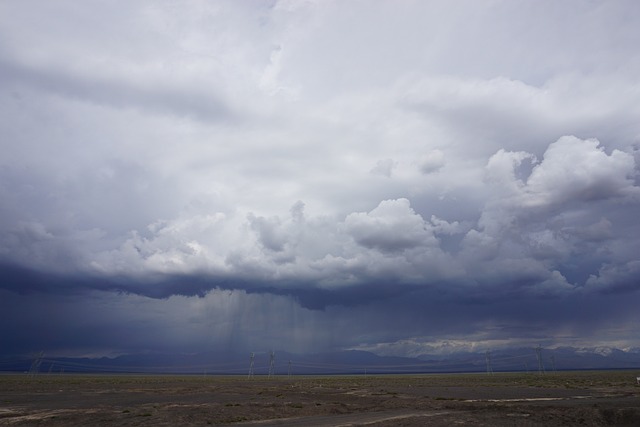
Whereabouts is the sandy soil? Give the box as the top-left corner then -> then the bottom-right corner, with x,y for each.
1,371 -> 639,426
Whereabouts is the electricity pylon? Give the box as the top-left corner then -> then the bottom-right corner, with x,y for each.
485,350 -> 493,375
248,352 -> 255,379
29,351 -> 44,378
268,351 -> 275,379
535,345 -> 545,375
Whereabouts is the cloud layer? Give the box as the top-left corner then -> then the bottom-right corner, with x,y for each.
1,0 -> 640,357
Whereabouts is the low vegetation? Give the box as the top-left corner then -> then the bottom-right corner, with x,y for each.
0,371 -> 638,425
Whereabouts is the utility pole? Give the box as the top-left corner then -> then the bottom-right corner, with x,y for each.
288,360 -> 292,379
248,352 -> 255,379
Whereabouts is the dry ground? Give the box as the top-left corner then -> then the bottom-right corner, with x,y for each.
1,371 -> 639,426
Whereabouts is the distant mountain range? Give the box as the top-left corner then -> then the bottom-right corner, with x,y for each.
3,346 -> 640,375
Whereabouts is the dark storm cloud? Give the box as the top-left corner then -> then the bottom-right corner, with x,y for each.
3,271 -> 637,358
2,0 -> 640,357
0,258 -> 426,310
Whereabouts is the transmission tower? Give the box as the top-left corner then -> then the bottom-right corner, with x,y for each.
268,351 -> 275,379
28,351 -> 44,378
535,345 -> 545,375
288,360 -> 292,379
248,352 -> 255,379
550,354 -> 556,372
485,350 -> 493,375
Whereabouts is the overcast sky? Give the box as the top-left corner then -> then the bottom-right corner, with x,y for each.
2,0 -> 640,359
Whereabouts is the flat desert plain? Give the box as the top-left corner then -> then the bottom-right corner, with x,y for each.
1,371 -> 639,426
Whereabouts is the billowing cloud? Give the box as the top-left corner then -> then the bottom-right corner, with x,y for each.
525,136 -> 638,206
2,0 -> 640,358
344,199 -> 437,252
